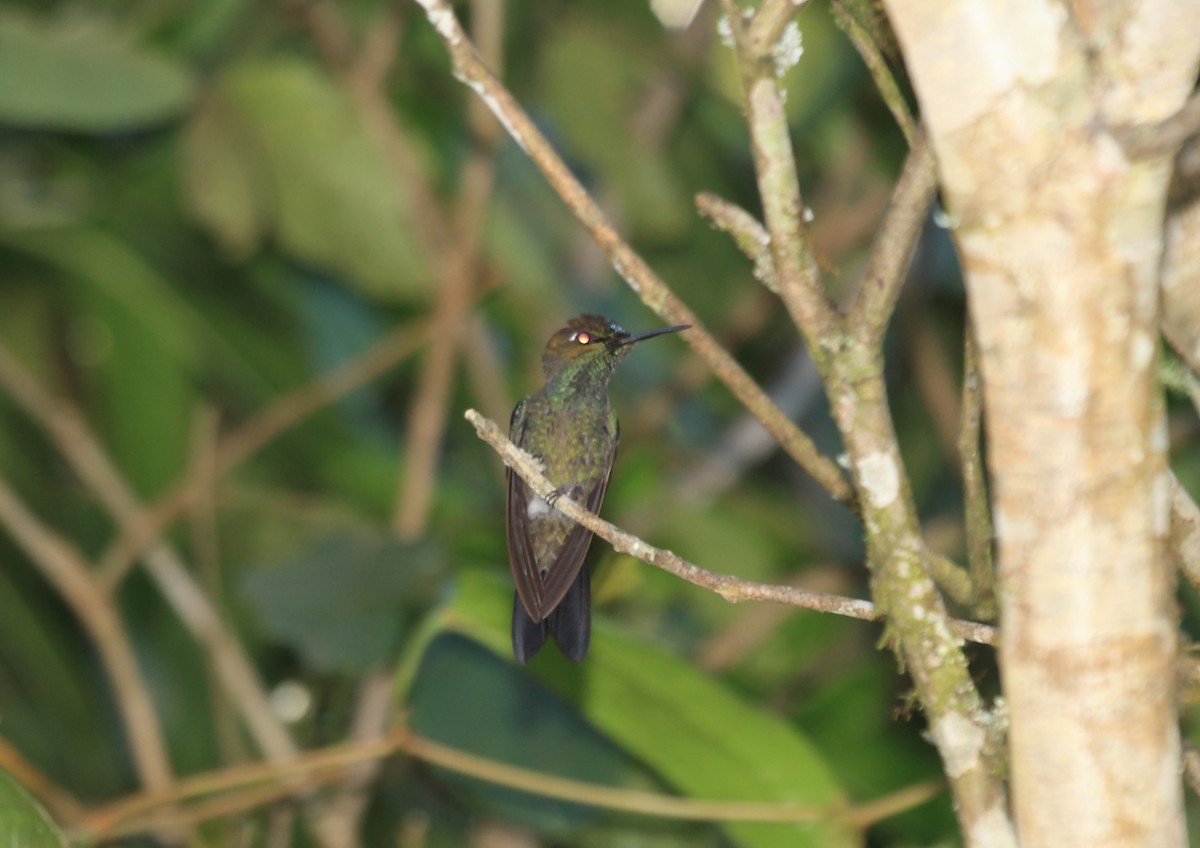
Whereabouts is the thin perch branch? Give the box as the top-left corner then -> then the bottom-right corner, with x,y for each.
465,409 -> 996,646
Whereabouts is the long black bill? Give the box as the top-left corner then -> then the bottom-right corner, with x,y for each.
612,324 -> 690,347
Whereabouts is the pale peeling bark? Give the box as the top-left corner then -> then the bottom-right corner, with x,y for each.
883,0 -> 1200,845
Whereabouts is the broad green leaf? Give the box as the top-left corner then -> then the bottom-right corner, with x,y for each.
241,534 -> 445,673
0,11 -> 193,131
433,572 -> 858,848
74,275 -> 195,497
0,768 -> 69,848
407,634 -> 697,839
181,59 -> 435,301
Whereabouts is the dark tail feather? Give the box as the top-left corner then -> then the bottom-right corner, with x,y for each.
512,595 -> 548,665
548,566 -> 591,662
511,567 -> 591,664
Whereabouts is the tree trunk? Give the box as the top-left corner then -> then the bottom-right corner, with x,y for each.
882,1 -> 1200,844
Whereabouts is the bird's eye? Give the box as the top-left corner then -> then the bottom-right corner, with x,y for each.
574,332 -> 591,345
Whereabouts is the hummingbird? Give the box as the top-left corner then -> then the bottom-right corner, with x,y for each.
507,314 -> 688,663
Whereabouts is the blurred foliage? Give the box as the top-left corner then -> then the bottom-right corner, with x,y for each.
1,0 -> 1198,846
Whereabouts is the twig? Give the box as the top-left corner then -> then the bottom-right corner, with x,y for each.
0,475 -> 174,794
92,770 -> 353,841
404,730 -> 943,830
459,312 -> 513,431
721,0 -> 841,357
959,330 -> 996,616
698,565 -> 855,670
188,408 -> 250,772
847,134 -> 937,345
925,552 -> 977,610
84,746 -> 364,836
344,0 -> 498,538
830,0 -> 916,144
83,724 -> 943,839
391,139 -> 496,537
695,192 -> 778,293
391,258 -> 476,538
411,0 -> 855,509
307,0 -> 448,256
318,0 -> 506,836
97,320 -> 432,588
465,409 -> 996,646
844,779 -> 945,829
0,344 -> 337,839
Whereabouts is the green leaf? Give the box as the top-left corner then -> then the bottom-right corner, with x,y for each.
241,534 -> 445,673
408,633 -> 676,838
0,768 -> 70,848
0,11 -> 193,132
181,59 -> 435,301
433,572 -> 858,848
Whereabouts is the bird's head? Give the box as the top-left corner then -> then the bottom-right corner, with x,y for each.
540,314 -> 687,379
